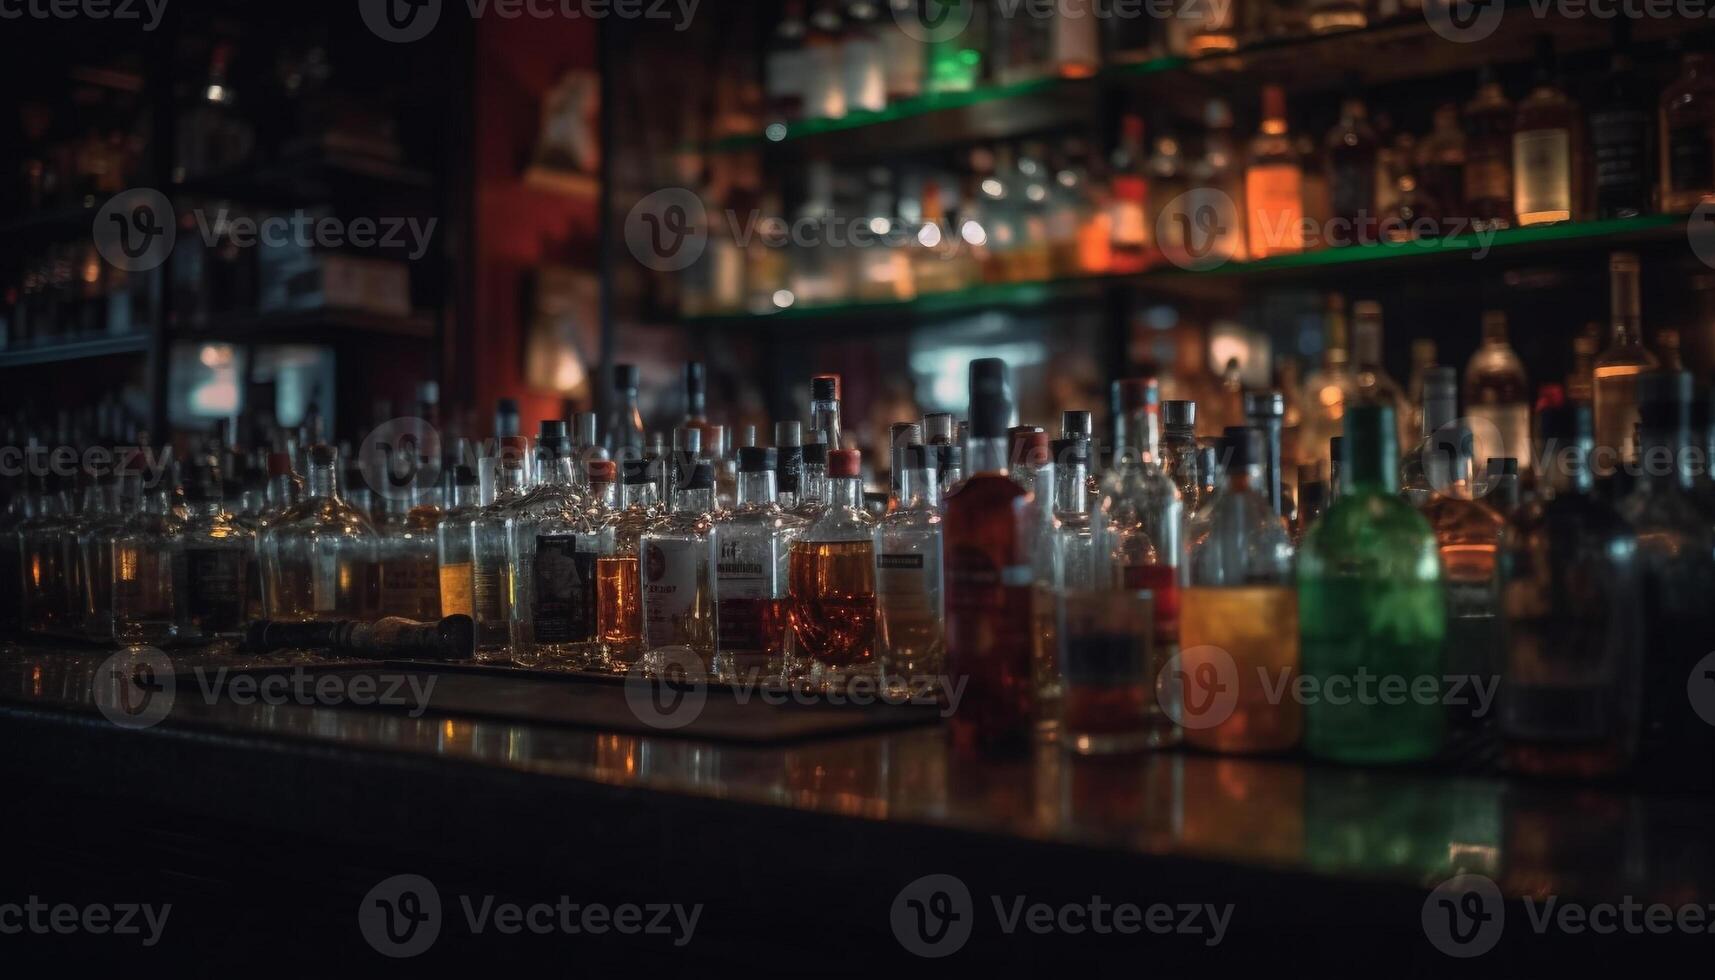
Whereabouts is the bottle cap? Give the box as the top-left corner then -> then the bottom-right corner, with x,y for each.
828,448 -> 862,478
811,374 -> 840,401
613,363 -> 640,389
1060,410 -> 1093,439
901,444 -> 931,470
738,446 -> 776,473
802,441 -> 828,466
586,459 -> 617,482
1486,457 -> 1518,477
1221,426 -> 1262,468
1162,400 -> 1195,429
310,444 -> 338,467
968,358 -> 1012,439
891,422 -> 922,446
1244,391 -> 1285,420
682,462 -> 715,490
538,419 -> 567,441
774,420 -> 802,447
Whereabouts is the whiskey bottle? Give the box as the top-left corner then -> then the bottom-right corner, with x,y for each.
1350,300 -> 1412,454
713,447 -> 805,684
875,444 -> 944,696
640,461 -> 717,672
1297,404 -> 1445,763
1588,19 -> 1653,220
1464,310 -> 1533,478
1512,35 -> 1580,226
1593,252 -> 1657,472
1244,85 -> 1304,259
789,448 -> 876,687
1500,403 -> 1642,777
1326,91 -> 1380,246
76,473 -> 136,640
508,448 -> 611,669
944,360 -> 1035,752
470,438 -> 531,662
600,457 -> 664,670
376,478 -> 442,622
111,484 -> 186,646
1463,65 -> 1514,230
435,465 -> 481,618
18,474 -> 74,635
1007,426 -> 1049,494
179,461 -> 254,637
1245,390 -> 1288,518
259,445 -> 378,623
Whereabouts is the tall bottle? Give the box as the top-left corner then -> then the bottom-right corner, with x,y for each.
1660,43 -> 1715,213
714,447 -> 805,684
1589,19 -> 1653,220
1326,92 -> 1380,246
1300,294 -> 1359,475
260,445 -> 378,622
1593,252 -> 1657,471
470,438 -> 531,662
1297,404 -> 1445,762
1181,428 -> 1299,753
1349,300 -> 1411,453
111,484 -> 185,645
435,465 -> 481,618
1464,310 -> 1533,478
508,447 -> 611,669
640,462 -> 716,671
1244,84 -> 1304,259
1190,98 -> 1247,263
1512,35 -> 1581,226
1500,402 -> 1642,777
77,473 -> 137,640
1107,114 -> 1151,274
179,461 -> 253,638
875,444 -> 944,696
1401,367 -> 1459,508
599,458 -> 663,670
1464,65 -> 1515,230
788,448 -> 876,687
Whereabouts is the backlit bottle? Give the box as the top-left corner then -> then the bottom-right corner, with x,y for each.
600,458 -> 663,670
179,461 -> 253,637
714,447 -> 805,684
470,437 -> 531,662
1512,35 -> 1581,226
789,448 -> 876,687
1593,252 -> 1657,471
111,484 -> 185,646
1464,310 -> 1533,478
875,444 -> 944,696
641,462 -> 717,672
435,465 -> 481,618
260,445 -> 378,622
1244,85 -> 1304,259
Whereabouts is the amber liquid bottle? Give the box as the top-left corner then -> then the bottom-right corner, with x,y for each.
945,358 -> 1035,753
788,448 -> 876,686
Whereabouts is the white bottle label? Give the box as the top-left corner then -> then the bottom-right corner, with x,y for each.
1513,129 -> 1571,222
644,538 -> 702,647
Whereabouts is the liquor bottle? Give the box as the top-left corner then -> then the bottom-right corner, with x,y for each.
1185,0 -> 1238,56
1464,66 -> 1515,230
1500,403 -> 1640,776
510,454 -> 615,669
436,465 -> 480,618
1566,328 -> 1599,405
924,0 -> 984,94
1463,310 -> 1533,479
1107,114 -> 1150,274
1418,419 -> 1506,730
76,474 -> 135,640
1300,294 -> 1358,475
1326,91 -> 1380,246
879,0 -> 923,103
1245,391 -> 1287,518
944,360 -> 1035,752
1660,42 -> 1715,213
1593,252 -> 1657,470
470,438 -> 531,662
1307,0 -> 1366,33
1512,35 -> 1581,226
1181,428 -> 1299,753
1050,0 -> 1100,77
600,458 -> 663,669
810,373 -> 842,450
888,421 -> 922,508
1349,301 -> 1411,453
1405,338 -> 1438,437
765,0 -> 809,128
774,421 -> 806,510
62,479 -> 108,633
788,448 -> 876,687
1146,129 -> 1189,259
682,362 -> 718,454
1161,400 -> 1201,511
640,461 -> 716,670
875,443 -> 944,695
666,426 -> 702,502
911,178 -> 968,294
1049,436 -> 1099,591
179,461 -> 253,637
376,478 -> 443,622
840,0 -> 886,114
803,0 -> 847,120
260,445 -> 377,622
1007,426 -> 1049,494
1188,98 -> 1247,263
1588,19 -> 1653,220
111,484 -> 185,646
1244,85 -> 1305,259
1401,367 -> 1458,508
1619,372 -> 1715,788
1416,104 -> 1467,224
1297,404 -> 1445,762
795,440 -> 831,519
714,447 -> 805,684
17,475 -> 73,634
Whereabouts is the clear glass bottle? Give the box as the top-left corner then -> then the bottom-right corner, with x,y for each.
1182,428 -> 1299,754
640,461 -> 716,672
1244,84 -> 1304,259
259,445 -> 378,622
713,447 -> 805,684
1464,310 -> 1533,479
18,475 -> 74,635
1501,402 -> 1642,777
1350,300 -> 1411,453
1190,98 -> 1247,263
1401,366 -> 1459,508
599,458 -> 663,670
1161,400 -> 1201,512
1300,294 -> 1359,475
810,373 -> 842,450
179,461 -> 254,638
793,441 -> 831,520
376,479 -> 443,622
1049,437 -> 1098,590
774,421 -> 805,510
1594,252 -> 1657,472
789,449 -> 876,688
508,450 -> 612,669
111,484 -> 186,646
606,363 -> 646,463
1297,404 -> 1445,763
436,465 -> 481,618
470,438 -> 531,662
1512,35 -> 1581,226
77,474 -> 136,640
875,444 -> 944,697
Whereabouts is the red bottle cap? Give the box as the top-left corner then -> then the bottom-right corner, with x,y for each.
586,459 -> 617,481
828,448 -> 861,478
1535,383 -> 1566,414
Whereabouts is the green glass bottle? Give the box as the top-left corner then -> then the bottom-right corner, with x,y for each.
1297,404 -> 1446,763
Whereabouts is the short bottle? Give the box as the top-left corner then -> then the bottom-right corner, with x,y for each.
875,444 -> 944,697
375,476 -> 443,622
111,484 -> 186,646
713,447 -> 805,684
260,445 -> 379,622
470,438 -> 532,662
435,465 -> 481,618
179,461 -> 255,638
600,458 -> 664,670
789,449 -> 877,688
640,461 -> 717,673
508,456 -> 616,669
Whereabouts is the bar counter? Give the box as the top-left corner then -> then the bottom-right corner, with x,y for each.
2,642 -> 1710,972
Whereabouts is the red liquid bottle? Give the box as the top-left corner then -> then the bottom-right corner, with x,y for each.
945,358 -> 1036,753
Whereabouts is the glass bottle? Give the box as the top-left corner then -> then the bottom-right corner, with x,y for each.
1589,19 -> 1653,220
1146,130 -> 1189,260
640,461 -> 716,672
1297,404 -> 1445,763
111,484 -> 185,646
803,0 -> 847,121
77,474 -> 136,640
1049,437 -> 1098,590
1161,400 -> 1201,511
600,458 -> 663,671
774,421 -> 806,511
875,444 -> 944,697
1418,419 -> 1506,731
1416,104 -> 1467,224
605,363 -> 646,463
1007,426 -> 1049,494
436,465 -> 481,618
793,441 -> 831,519
1660,46 -> 1715,213
1300,294 -> 1359,475
1244,84 -> 1304,259
1593,252 -> 1657,471
18,476 -> 74,635
470,438 -> 531,662
1326,93 -> 1380,246
1512,35 -> 1581,226
1349,301 -> 1411,455
765,0 -> 808,128
788,449 -> 876,688
1464,65 -> 1515,231
839,0 -> 886,114
1181,428 -> 1299,754
1500,405 -> 1640,776
179,462 -> 253,638
944,360 -> 1035,752
1401,367 -> 1459,508
1464,310 -> 1533,479
1620,372 -> 1715,788
810,373 -> 843,450
1484,458 -> 1522,517
1405,338 -> 1438,437
1107,114 -> 1151,274
259,445 -> 378,622
1190,98 -> 1248,263
376,478 -> 443,622
508,452 -> 613,669
714,447 -> 805,684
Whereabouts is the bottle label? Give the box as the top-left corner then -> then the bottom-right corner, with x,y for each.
379,554 -> 441,621
1108,176 -> 1148,248
533,534 -> 597,643
1463,153 -> 1510,206
1513,129 -> 1571,221
644,538 -> 703,647
1668,122 -> 1715,194
1589,107 -> 1649,206
472,563 -> 504,622
715,536 -> 780,651
1467,404 -> 1532,477
1244,164 -> 1304,256
184,547 -> 245,630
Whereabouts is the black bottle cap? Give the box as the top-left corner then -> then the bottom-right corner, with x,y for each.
901,444 -> 931,470
938,444 -> 963,472
738,446 -> 776,473
802,441 -> 828,465
811,375 -> 840,402
1163,400 -> 1195,429
1060,410 -> 1093,439
682,462 -> 715,490
1050,437 -> 1086,467
1221,426 -> 1262,468
1244,391 -> 1285,420
968,358 -> 1012,439
613,363 -> 640,389
453,464 -> 479,487
1487,457 -> 1519,477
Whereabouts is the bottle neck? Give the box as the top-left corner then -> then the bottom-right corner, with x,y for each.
307,461 -> 341,500
1222,463 -> 1263,494
967,435 -> 1008,476
1348,442 -> 1398,493
624,481 -> 661,510
737,470 -> 777,507
673,486 -> 714,515
1055,462 -> 1088,513
898,467 -> 939,509
449,484 -> 477,509
1115,409 -> 1161,463
828,475 -> 862,509
587,480 -> 617,509
802,461 -> 828,500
